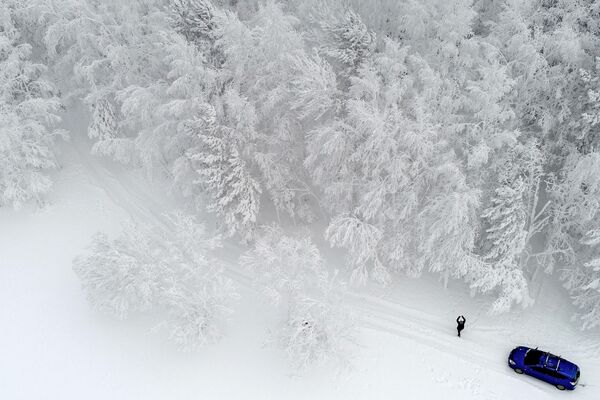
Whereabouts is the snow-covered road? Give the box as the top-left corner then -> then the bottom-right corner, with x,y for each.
1,124 -> 599,400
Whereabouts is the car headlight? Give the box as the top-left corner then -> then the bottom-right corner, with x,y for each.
509,359 -> 516,366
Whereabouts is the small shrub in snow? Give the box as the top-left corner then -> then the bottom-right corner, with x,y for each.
160,274 -> 237,351
283,290 -> 353,370
74,212 -> 237,349
73,229 -> 159,319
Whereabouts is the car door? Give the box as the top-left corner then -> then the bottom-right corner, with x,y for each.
544,369 -> 568,386
528,366 -> 552,384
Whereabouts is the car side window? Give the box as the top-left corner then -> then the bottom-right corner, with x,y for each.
533,367 -> 565,379
531,367 -> 545,374
545,369 -> 566,379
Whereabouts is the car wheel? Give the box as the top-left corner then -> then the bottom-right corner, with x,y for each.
514,368 -> 524,374
556,385 -> 565,391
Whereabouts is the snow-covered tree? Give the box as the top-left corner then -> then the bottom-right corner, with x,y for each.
240,227 -> 326,304
218,2 -> 317,222
325,215 -> 384,285
283,289 -> 353,370
287,51 -> 339,122
240,227 -> 353,369
74,213 -> 237,349
416,180 -> 484,288
481,179 -> 528,263
170,0 -> 218,50
0,3 -> 66,208
319,8 -> 375,77
581,57 -> 600,153
547,151 -> 600,328
562,228 -> 600,330
474,178 -> 532,313
183,110 -> 261,239
72,229 -> 159,319
157,212 -> 238,350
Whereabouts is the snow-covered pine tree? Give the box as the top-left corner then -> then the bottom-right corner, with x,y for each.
0,4 -> 66,208
169,0 -> 225,67
481,179 -> 527,266
581,57 -> 600,153
86,95 -> 136,164
170,0 -> 216,45
184,110 -> 261,240
88,97 -> 117,145
475,178 -> 532,313
320,8 -> 375,77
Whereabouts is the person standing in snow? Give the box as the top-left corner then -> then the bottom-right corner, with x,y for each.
456,315 -> 466,337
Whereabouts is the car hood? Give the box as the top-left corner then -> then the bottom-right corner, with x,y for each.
510,346 -> 529,363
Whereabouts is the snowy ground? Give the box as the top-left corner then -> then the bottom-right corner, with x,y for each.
1,119 -> 599,399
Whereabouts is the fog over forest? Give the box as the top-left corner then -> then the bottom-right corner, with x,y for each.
1,1 -> 600,393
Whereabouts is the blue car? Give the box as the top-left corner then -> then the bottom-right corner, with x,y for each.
508,346 -> 580,390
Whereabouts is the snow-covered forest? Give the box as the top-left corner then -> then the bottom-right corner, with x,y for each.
1,0 -> 600,398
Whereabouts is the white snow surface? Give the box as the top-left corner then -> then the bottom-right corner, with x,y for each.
1,119 -> 599,400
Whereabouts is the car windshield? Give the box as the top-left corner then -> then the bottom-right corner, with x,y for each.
524,349 -> 544,366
